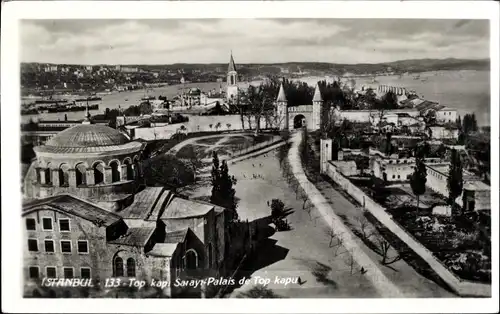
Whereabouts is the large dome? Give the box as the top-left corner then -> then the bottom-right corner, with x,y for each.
46,124 -> 130,148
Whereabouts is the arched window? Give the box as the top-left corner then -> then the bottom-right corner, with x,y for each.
126,258 -> 136,277
75,163 -> 87,186
133,158 -> 140,179
93,162 -> 104,184
114,257 -> 124,277
45,163 -> 52,185
59,164 -> 69,187
124,159 -> 134,180
110,161 -> 120,183
185,249 -> 198,271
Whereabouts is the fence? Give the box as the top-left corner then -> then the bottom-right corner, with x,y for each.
324,161 -> 491,297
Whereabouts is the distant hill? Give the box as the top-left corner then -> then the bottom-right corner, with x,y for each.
22,58 -> 489,76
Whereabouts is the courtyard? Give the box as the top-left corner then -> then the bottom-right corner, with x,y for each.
184,150 -> 381,298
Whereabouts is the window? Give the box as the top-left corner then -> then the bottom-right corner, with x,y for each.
77,241 -> 88,254
60,240 -> 72,253
26,218 -> 36,231
59,219 -> 70,232
126,258 -> 136,277
392,175 -> 395,179
63,267 -> 74,278
397,175 -> 400,179
29,266 -> 39,279
114,257 -> 124,277
46,267 -> 57,278
80,268 -> 91,279
28,239 -> 38,252
42,218 -> 53,231
45,240 -> 55,253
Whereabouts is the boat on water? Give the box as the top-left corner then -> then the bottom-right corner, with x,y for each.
141,95 -> 156,101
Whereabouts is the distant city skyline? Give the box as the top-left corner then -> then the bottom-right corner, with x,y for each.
21,19 -> 490,65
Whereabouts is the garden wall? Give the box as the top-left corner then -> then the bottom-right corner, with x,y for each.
133,115 -> 271,141
324,161 -> 491,297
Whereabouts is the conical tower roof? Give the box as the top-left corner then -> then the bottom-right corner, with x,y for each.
228,53 -> 237,73
313,84 -> 323,102
276,83 -> 287,102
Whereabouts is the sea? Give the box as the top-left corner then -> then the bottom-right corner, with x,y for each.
20,70 -> 491,126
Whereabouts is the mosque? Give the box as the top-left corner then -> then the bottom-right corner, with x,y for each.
22,108 -> 226,298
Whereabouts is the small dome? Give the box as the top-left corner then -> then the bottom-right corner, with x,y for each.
46,124 -> 129,148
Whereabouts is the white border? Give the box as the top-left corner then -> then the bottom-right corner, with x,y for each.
1,1 -> 499,313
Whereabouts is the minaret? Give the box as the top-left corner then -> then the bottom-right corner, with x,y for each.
226,51 -> 238,101
82,101 -> 92,125
276,82 -> 288,130
312,84 -> 323,130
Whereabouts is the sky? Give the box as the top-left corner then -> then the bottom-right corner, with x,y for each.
20,19 -> 490,65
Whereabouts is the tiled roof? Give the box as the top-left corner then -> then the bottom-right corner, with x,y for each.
164,229 -> 188,243
108,227 -> 156,247
22,194 -> 122,226
45,124 -> 130,148
148,243 -> 178,257
161,197 -> 214,219
118,187 -> 165,219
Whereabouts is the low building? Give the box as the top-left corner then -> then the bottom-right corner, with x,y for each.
428,125 -> 460,140
425,163 -> 490,211
22,189 -> 225,298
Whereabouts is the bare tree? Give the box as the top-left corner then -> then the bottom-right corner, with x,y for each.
356,214 -> 375,242
331,232 -> 346,256
325,227 -> 337,248
374,235 -> 402,266
226,123 -> 231,131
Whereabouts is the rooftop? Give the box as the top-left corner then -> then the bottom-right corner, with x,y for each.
148,243 -> 178,257
22,194 -> 122,227
161,197 -> 214,219
45,124 -> 130,148
118,187 -> 165,220
108,226 -> 156,247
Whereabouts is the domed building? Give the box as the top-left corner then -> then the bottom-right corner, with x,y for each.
23,117 -> 146,211
21,111 -> 228,298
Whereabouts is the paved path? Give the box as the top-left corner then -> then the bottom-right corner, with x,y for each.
288,131 -> 405,298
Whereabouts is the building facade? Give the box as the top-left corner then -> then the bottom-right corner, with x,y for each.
22,114 -> 227,298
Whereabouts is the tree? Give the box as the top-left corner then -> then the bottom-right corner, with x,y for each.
270,199 -> 286,219
210,152 -> 238,223
184,146 -> 203,181
209,124 -> 213,131
215,122 -> 221,132
447,149 -> 464,208
226,123 -> 231,131
410,157 -> 427,210
374,235 -> 402,266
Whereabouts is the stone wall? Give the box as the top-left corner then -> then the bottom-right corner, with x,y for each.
323,161 -> 491,297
